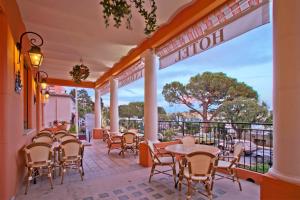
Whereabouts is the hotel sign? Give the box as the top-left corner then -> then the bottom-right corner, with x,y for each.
158,0 -> 270,69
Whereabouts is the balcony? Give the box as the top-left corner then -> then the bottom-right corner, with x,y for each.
16,140 -> 259,200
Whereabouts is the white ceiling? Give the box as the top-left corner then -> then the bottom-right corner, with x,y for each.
16,0 -> 192,81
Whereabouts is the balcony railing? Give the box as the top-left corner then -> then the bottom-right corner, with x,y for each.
119,119 -> 273,174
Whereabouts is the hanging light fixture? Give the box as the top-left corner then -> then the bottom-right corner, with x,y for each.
16,31 -> 44,68
35,70 -> 48,90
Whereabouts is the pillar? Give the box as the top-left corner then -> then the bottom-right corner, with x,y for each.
110,78 -> 119,134
143,49 -> 158,142
94,88 -> 101,128
269,0 -> 300,184
36,85 -> 41,131
75,88 -> 79,135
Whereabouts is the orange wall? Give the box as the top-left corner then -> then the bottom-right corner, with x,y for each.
0,2 -> 38,199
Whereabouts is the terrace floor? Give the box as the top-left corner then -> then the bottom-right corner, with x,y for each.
16,140 -> 260,200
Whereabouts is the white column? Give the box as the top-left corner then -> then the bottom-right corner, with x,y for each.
110,78 -> 119,134
94,88 -> 101,128
269,0 -> 300,184
75,88 -> 79,136
144,49 -> 158,142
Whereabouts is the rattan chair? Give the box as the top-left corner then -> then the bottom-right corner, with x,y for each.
24,143 -> 54,194
179,152 -> 216,200
60,134 -> 77,142
181,136 -> 196,146
54,131 -> 67,141
59,139 -> 84,184
148,140 -> 177,184
214,142 -> 244,191
33,135 -> 53,144
120,132 -> 137,157
107,132 -> 122,154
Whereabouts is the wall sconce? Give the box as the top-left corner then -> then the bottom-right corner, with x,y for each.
16,31 -> 44,68
35,70 -> 48,90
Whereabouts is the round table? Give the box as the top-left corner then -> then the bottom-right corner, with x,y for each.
165,144 -> 220,155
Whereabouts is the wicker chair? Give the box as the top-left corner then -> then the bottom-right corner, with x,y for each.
120,132 -> 137,157
181,136 -> 196,146
179,152 -> 216,200
107,132 -> 122,154
214,142 -> 244,191
24,143 -> 54,194
54,131 -> 67,141
33,135 -> 53,144
59,139 -> 84,184
148,140 -> 177,184
60,134 -> 77,142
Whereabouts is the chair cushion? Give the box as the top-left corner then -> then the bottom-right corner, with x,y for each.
217,160 -> 232,168
183,168 -> 209,181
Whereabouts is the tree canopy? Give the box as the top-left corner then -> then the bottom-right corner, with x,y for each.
70,89 -> 94,118
119,102 -> 166,119
162,72 -> 259,122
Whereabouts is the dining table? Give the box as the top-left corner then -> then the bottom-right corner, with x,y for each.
165,143 -> 220,188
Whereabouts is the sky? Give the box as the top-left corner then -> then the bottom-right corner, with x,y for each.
67,21 -> 273,113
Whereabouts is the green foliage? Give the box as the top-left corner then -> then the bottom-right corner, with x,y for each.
185,122 -> 200,135
100,0 -> 158,35
245,164 -> 270,173
119,102 -> 166,119
69,124 -> 76,133
70,89 -> 94,118
161,129 -> 176,142
162,72 -> 259,122
69,64 -> 89,84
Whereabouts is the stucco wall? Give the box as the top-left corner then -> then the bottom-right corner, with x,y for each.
0,1 -> 38,199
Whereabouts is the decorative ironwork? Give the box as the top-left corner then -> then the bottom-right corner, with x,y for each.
16,32 -> 44,66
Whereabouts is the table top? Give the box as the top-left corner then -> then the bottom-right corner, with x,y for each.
115,133 -> 144,137
165,144 -> 220,156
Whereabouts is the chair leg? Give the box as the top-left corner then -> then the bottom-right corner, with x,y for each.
205,181 -> 212,200
187,179 -> 192,199
48,166 -> 53,189
149,164 -> 156,183
61,165 -> 65,184
24,168 -> 32,195
172,164 -> 177,185
78,161 -> 84,181
233,169 -> 242,191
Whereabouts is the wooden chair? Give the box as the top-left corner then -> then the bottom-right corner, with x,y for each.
214,142 -> 244,191
120,132 -> 137,157
36,131 -> 53,138
179,152 -> 216,200
59,139 -> 84,184
107,132 -> 122,154
24,143 -> 54,194
148,140 -> 177,184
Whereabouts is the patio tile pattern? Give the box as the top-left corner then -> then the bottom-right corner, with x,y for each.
16,140 -> 260,200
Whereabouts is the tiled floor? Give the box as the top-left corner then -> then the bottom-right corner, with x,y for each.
16,140 -> 259,200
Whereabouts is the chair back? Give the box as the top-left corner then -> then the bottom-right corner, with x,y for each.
33,135 -> 53,144
60,139 -> 83,158
39,130 -> 53,135
233,142 -> 244,162
60,134 -> 77,142
186,152 -> 216,177
37,132 -> 53,138
181,136 -> 196,146
128,129 -> 138,134
24,143 -> 52,165
147,140 -> 160,163
123,132 -> 136,144
54,132 -> 67,141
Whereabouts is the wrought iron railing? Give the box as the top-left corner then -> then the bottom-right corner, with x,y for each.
119,119 -> 273,174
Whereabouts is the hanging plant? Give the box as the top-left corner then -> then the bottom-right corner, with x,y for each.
69,63 -> 90,84
100,0 -> 158,35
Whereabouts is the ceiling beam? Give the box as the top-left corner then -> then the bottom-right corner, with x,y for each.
95,0 -> 228,88
46,78 -> 95,89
